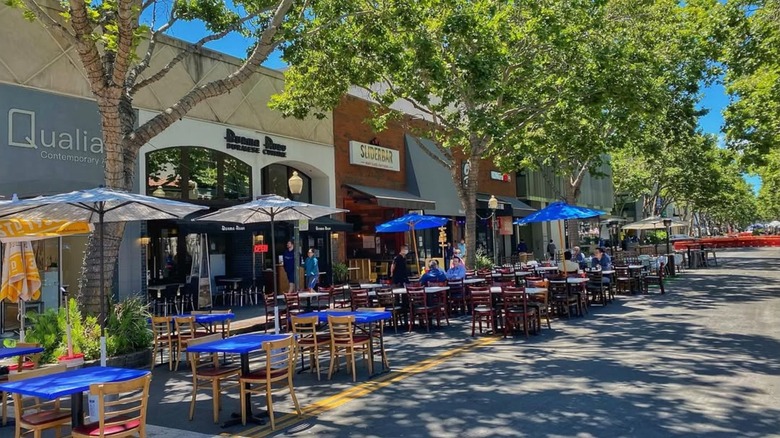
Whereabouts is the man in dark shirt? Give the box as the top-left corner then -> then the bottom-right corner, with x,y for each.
591,247 -> 612,283
282,240 -> 296,292
391,245 -> 410,286
420,260 -> 447,285
516,239 -> 528,254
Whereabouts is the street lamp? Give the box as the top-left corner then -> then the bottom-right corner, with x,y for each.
662,217 -> 675,276
488,195 -> 499,266
288,171 -> 303,289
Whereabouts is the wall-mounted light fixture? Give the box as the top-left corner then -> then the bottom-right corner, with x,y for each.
139,235 -> 151,246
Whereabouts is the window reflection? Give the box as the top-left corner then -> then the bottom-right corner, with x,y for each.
146,147 -> 251,202
261,164 -> 311,203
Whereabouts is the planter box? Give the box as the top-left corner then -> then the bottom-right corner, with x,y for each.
83,348 -> 152,369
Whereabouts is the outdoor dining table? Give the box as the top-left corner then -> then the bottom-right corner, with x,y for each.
186,333 -> 292,428
489,286 -> 547,294
173,312 -> 235,334
391,286 -> 449,294
0,345 -> 44,360
463,278 -> 487,285
0,366 -> 149,427
297,310 -> 392,378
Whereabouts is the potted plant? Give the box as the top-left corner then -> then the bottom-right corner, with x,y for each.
332,262 -> 349,285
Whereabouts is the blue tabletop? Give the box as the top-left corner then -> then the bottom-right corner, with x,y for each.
175,313 -> 235,324
297,310 -> 391,324
0,345 -> 45,360
0,366 -> 149,399
185,334 -> 292,355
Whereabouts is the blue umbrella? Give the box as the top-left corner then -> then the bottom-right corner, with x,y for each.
514,201 -> 605,257
376,213 -> 448,273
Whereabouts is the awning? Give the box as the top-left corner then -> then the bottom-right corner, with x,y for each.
343,183 -> 435,210
405,135 -> 464,217
308,217 -> 353,232
477,194 -> 536,217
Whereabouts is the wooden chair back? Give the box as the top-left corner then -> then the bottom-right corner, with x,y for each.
82,374 -> 152,438
350,289 -> 369,310
328,314 -> 357,345
470,288 -> 491,308
291,315 -> 320,345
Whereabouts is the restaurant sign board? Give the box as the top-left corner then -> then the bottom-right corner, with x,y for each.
349,140 -> 400,172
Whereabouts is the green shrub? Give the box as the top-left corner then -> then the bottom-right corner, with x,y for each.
332,262 -> 349,284
473,248 -> 493,270
25,296 -> 151,364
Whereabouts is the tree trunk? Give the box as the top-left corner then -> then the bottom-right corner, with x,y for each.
77,98 -> 134,316
462,157 -> 480,269
564,174 -> 584,249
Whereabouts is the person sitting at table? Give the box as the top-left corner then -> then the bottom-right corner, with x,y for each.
446,255 -> 467,280
304,248 -> 319,290
420,260 -> 447,285
591,247 -> 612,283
516,239 -> 528,254
571,246 -> 587,268
558,250 -> 579,274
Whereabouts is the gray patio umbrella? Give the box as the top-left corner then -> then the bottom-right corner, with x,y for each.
622,216 -> 687,231
0,187 -> 207,365
193,194 -> 347,332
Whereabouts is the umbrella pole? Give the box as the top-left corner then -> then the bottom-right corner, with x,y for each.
558,220 -> 565,262
271,217 -> 280,334
411,226 -> 420,275
99,211 -> 106,367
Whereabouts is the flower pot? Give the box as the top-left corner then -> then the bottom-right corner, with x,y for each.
58,353 -> 85,369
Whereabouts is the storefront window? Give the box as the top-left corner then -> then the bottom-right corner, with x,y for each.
261,164 -> 311,203
146,147 -> 251,202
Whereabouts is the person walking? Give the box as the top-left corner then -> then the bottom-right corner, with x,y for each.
304,248 -> 319,290
283,240 -> 296,292
547,239 -> 557,260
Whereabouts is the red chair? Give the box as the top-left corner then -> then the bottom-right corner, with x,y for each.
501,286 -> 538,338
350,289 -> 370,310
469,286 -> 494,336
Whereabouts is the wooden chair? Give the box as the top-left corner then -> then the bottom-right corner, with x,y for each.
350,289 -> 370,311
10,364 -> 70,438
329,285 -> 351,309
470,286 -> 495,336
174,316 -> 208,371
2,342 -> 43,426
549,280 -> 580,318
72,373 -> 151,438
283,291 -> 303,327
211,309 -> 233,337
526,286 -> 551,330
643,262 -> 666,294
355,307 -> 391,371
263,292 -> 279,333
239,335 -> 301,430
185,333 -> 241,423
327,314 -> 372,382
291,315 -> 330,380
586,271 -> 609,305
447,279 -> 467,315
376,288 -> 403,333
614,266 -> 632,295
502,286 -> 538,338
151,316 -> 178,371
407,287 -> 434,332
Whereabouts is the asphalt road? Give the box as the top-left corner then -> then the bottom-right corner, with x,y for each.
17,248 -> 774,438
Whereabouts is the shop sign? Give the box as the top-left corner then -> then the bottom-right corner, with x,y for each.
0,84 -> 106,197
490,171 -> 511,182
253,244 -> 269,253
349,141 -> 399,171
498,217 -> 513,235
299,219 -> 309,231
225,129 -> 287,157
220,225 -> 246,231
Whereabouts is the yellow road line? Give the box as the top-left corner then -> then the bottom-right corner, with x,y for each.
232,336 -> 500,437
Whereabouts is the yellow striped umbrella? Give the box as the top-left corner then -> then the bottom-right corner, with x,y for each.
1,241 -> 41,342
0,219 -> 92,242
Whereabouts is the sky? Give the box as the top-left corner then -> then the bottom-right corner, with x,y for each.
153,10 -> 763,195
698,81 -> 763,194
